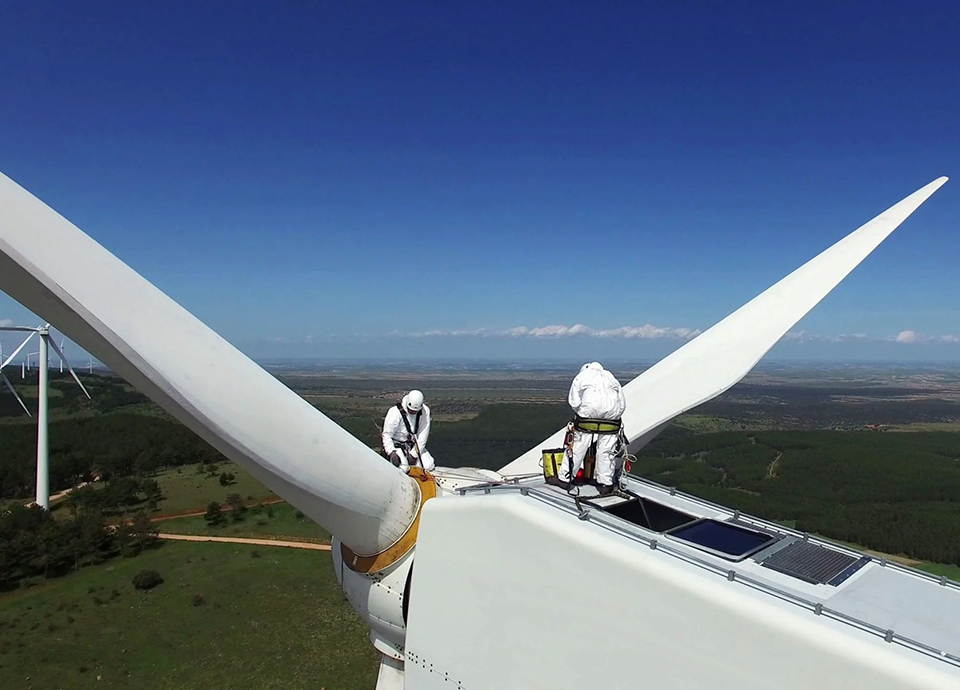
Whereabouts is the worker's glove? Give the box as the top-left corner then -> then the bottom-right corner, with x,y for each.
388,450 -> 402,467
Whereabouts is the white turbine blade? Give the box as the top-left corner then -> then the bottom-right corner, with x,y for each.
0,171 -> 419,556
47,337 -> 91,399
501,177 -> 949,477
1,371 -> 31,416
0,331 -> 36,371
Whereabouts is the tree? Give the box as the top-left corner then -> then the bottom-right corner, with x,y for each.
204,501 -> 224,526
117,511 -> 159,556
132,569 -> 163,590
101,476 -> 142,510
69,483 -> 103,513
0,503 -> 114,589
140,478 -> 163,512
218,472 -> 230,486
226,493 -> 246,522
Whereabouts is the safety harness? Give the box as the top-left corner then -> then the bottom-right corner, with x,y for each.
393,402 -> 423,467
568,416 -> 627,485
396,402 -> 422,437
572,415 -> 622,434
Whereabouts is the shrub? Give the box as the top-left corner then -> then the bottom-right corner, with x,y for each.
226,493 -> 246,522
204,501 -> 224,526
132,570 -> 163,591
191,594 -> 205,607
120,543 -> 141,558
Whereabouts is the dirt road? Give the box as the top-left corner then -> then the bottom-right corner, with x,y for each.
157,533 -> 332,551
149,497 -> 285,523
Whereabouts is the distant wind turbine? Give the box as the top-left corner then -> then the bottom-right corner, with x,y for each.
0,324 -> 92,508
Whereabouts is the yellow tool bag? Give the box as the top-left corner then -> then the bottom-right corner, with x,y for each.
541,448 -> 567,479
541,447 -> 596,480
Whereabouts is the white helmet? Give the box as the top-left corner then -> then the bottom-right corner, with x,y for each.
405,389 -> 424,412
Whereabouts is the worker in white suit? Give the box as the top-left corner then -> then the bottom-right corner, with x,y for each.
382,390 -> 435,473
559,362 -> 626,495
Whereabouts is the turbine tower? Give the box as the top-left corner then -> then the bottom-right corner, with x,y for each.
0,324 -> 91,508
1,171 -> 956,689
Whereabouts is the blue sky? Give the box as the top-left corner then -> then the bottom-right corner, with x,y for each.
1,0 -> 958,362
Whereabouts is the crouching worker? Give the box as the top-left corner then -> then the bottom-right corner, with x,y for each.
382,390 -> 435,473
557,362 -> 626,495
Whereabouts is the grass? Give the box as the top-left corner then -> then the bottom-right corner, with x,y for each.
51,462 -> 278,517
150,463 -> 277,517
672,415 -> 781,433
51,462 -> 277,517
915,562 -> 960,582
888,422 -> 960,432
52,463 -> 281,520
159,502 -> 332,543
0,541 -> 378,689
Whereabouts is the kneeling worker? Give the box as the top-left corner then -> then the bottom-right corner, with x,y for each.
382,390 -> 435,473
559,362 -> 626,495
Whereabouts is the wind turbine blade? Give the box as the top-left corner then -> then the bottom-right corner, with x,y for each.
1,371 -> 31,416
0,331 -> 36,371
48,337 -> 91,399
0,171 -> 419,556
500,177 -> 949,477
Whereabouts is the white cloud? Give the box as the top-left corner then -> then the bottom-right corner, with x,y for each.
887,330 -> 960,345
833,333 -> 869,343
396,324 -> 702,340
252,326 -> 960,346
0,319 -> 11,328
526,324 -> 591,338
594,325 -> 702,340
895,330 -> 918,344
784,331 -> 869,344
408,328 -> 490,338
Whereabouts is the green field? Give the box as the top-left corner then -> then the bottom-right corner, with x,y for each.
159,502 -> 331,543
0,542 -> 377,689
51,463 -> 280,520
916,562 -> 960,582
672,414 -> 778,433
634,429 -> 960,565
889,422 -> 960,432
149,463 -> 278,516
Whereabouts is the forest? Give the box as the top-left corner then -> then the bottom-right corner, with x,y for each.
0,414 -> 223,500
0,503 -> 158,591
3,374 -> 960,566
635,428 -> 960,564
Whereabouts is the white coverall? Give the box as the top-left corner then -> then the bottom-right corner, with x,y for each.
560,362 -> 626,487
382,403 -> 435,472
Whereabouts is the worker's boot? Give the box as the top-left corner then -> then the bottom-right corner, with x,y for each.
546,476 -> 570,491
597,483 -> 614,496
